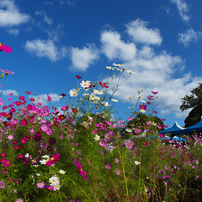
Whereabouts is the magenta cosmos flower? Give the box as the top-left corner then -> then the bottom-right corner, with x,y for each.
46,153 -> 61,166
20,119 -> 28,126
74,158 -> 88,181
0,43 -> 12,53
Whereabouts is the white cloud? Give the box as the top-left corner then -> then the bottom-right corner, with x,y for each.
101,30 -> 137,61
178,28 -> 202,47
100,24 -> 202,119
1,89 -> 18,96
44,1 -> 54,6
24,39 -> 67,61
125,19 -> 162,45
0,0 -> 30,27
28,93 -> 62,106
70,44 -> 99,71
35,11 -> 52,26
170,0 -> 190,23
47,24 -> 64,42
8,28 -> 19,35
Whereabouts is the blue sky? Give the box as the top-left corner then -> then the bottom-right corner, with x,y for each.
1,0 -> 202,128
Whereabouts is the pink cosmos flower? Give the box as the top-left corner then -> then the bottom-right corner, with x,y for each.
74,158 -> 88,181
0,43 -> 12,53
0,181 -> 5,189
36,181 -> 45,188
115,169 -> 121,175
0,69 -> 14,75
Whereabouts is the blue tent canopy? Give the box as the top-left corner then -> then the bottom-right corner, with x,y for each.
160,121 -> 185,135
159,117 -> 202,137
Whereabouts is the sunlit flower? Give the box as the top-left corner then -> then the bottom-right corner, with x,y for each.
125,128 -> 132,133
94,134 -> 100,141
135,161 -> 140,165
80,80 -> 91,89
94,89 -> 104,95
126,70 -> 136,74
59,170 -> 66,175
111,99 -> 118,102
69,89 -> 79,97
49,176 -> 60,186
113,63 -> 123,67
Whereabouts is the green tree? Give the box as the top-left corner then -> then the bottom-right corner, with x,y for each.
180,83 -> 202,127
119,113 -> 165,140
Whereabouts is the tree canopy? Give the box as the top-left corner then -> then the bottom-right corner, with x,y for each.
180,83 -> 202,127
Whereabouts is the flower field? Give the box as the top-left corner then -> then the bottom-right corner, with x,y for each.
0,62 -> 202,202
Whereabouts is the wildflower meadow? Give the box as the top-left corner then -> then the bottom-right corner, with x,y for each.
0,46 -> 202,201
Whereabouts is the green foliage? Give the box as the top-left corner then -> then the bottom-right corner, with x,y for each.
119,113 -> 165,139
180,83 -> 202,127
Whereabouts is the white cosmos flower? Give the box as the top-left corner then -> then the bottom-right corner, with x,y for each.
141,100 -> 146,103
128,106 -> 135,109
69,89 -> 79,97
39,159 -> 49,165
49,176 -> 60,185
94,90 -> 104,95
117,68 -> 122,72
126,70 -> 136,74
125,128 -> 132,133
80,80 -> 91,89
106,66 -> 116,70
102,101 -> 110,107
135,161 -> 140,165
140,109 -> 146,113
59,170 -> 66,175
113,63 -> 123,67
94,134 -> 100,141
25,153 -> 30,158
52,184 -> 60,191
137,94 -> 141,99
111,99 -> 118,102
41,155 -> 50,159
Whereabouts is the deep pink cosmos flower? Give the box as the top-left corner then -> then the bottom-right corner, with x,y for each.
18,154 -> 24,160
99,82 -> 109,88
20,139 -> 26,144
19,96 -> 25,101
47,95 -> 51,101
151,91 -> 158,94
20,119 -> 28,126
33,132 -> 42,142
46,153 -> 61,166
4,159 -> 11,167
0,152 -> 6,157
74,158 -> 88,181
76,75 -> 82,79
0,43 -> 12,53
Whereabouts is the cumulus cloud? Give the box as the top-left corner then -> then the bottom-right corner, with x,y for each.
70,44 -> 99,71
170,0 -> 190,23
0,0 -> 30,27
24,39 -> 67,61
178,28 -> 202,47
28,93 -> 62,106
1,89 -> 18,96
8,28 -> 19,35
101,30 -> 137,61
125,19 -> 162,45
44,1 -> 54,6
100,23 -> 202,119
35,11 -> 52,26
